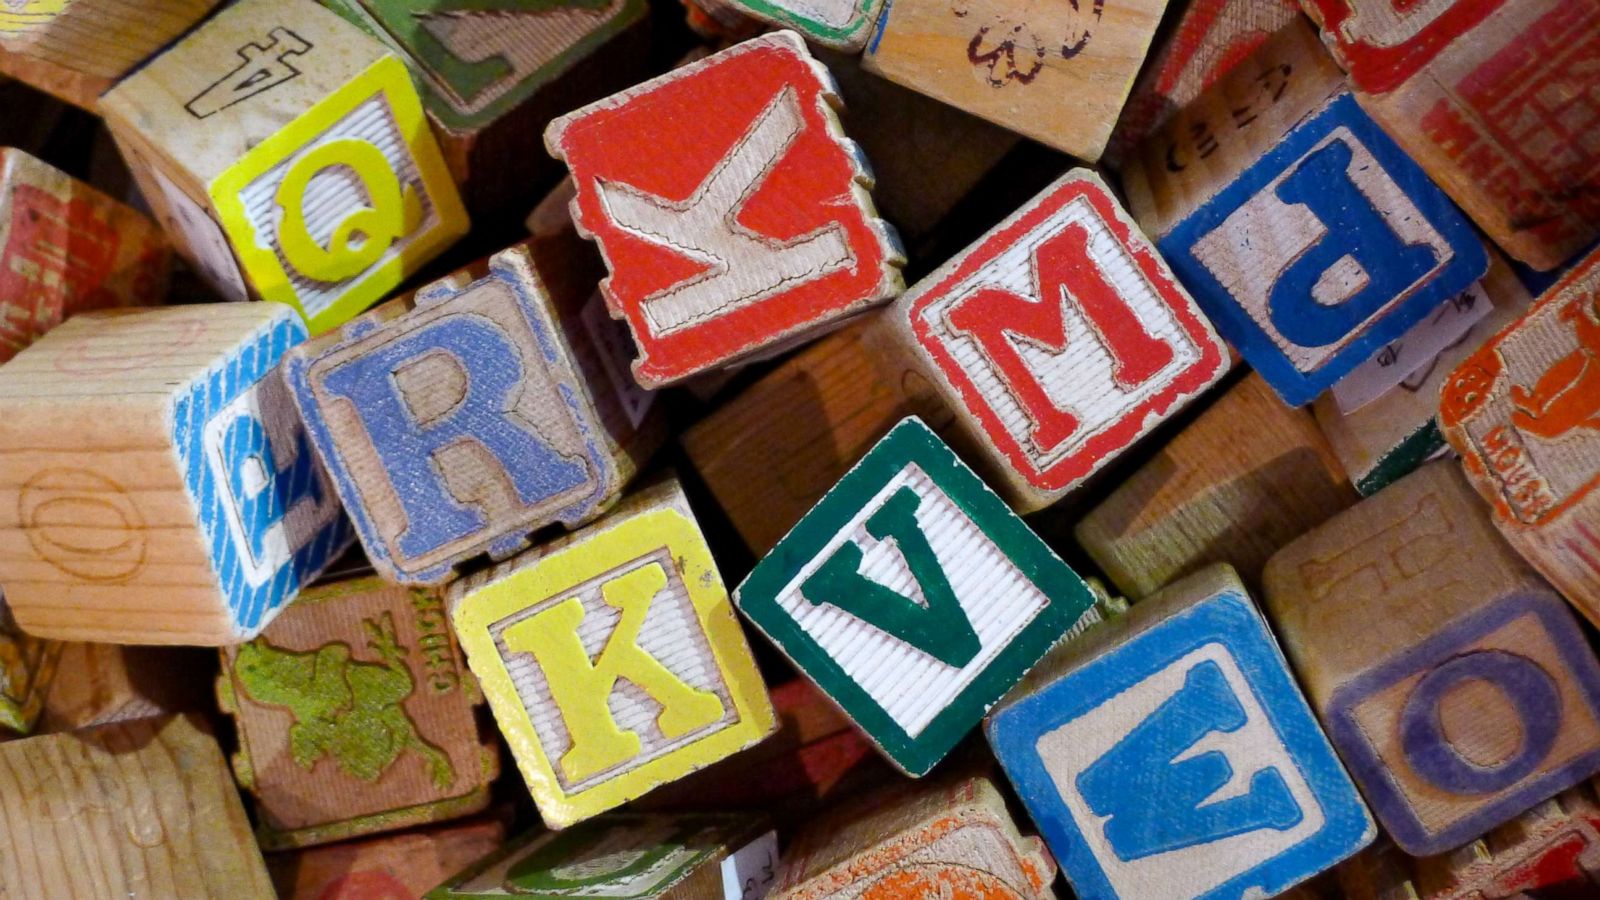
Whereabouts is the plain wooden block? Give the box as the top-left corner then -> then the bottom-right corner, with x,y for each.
0,304 -> 354,645
1103,0 -> 1302,166
1263,461 -> 1600,855
0,714 -> 275,899
871,168 -> 1228,512
1438,246 -> 1600,626
0,589 -> 60,734
268,817 -> 506,900
1122,22 -> 1488,405
859,0 -> 1168,161
735,417 -> 1098,775
1314,248 -> 1534,497
545,31 -> 905,388
986,564 -> 1374,899
285,239 -> 663,586
0,147 -> 171,365
449,477 -> 776,829
633,677 -> 886,819
0,0 -> 219,109
218,573 -> 497,849
427,813 -> 776,898
97,0 -> 467,332
1339,783 -> 1600,899
320,0 -> 652,219
1075,371 -> 1358,599
770,774 -> 1058,899
1308,0 -> 1600,271
682,321 -> 940,556
39,642 -> 211,734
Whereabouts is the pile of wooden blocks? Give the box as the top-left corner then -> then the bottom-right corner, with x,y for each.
0,0 -> 1596,896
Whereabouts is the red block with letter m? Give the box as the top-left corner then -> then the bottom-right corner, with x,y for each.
545,31 -> 904,388
885,171 -> 1228,511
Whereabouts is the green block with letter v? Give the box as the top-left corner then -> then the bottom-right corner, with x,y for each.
734,416 -> 1095,775
321,0 -> 647,131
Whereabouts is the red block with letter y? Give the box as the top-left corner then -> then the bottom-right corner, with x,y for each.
545,31 -> 904,388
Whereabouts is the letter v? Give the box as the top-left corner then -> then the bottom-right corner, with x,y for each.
800,486 -> 981,667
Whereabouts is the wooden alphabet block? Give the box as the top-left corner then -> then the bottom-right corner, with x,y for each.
770,774 -> 1058,899
449,477 -> 776,828
734,417 -> 1098,776
1315,248 -> 1533,496
320,0 -> 651,219
860,0 -> 1168,161
871,169 -> 1228,511
1075,372 -> 1358,599
545,31 -> 905,388
986,565 -> 1375,900
0,590 -> 60,734
1104,0 -> 1302,166
286,240 -> 663,585
0,714 -> 275,898
268,817 -> 507,900
1122,22 -> 1489,405
1263,462 -> 1600,855
218,574 -> 497,849
0,148 -> 171,364
0,304 -> 354,644
98,0 -> 468,333
0,0 -> 220,110
427,813 -> 776,899
1438,247 -> 1600,625
1306,0 -> 1600,271
731,0 -> 883,50
39,642 -> 211,733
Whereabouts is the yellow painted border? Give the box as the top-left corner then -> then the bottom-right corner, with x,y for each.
208,55 -> 468,335
453,507 -> 775,828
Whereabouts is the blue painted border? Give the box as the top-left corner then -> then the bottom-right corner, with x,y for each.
987,591 -> 1373,900
1161,93 -> 1488,406
171,312 -> 354,635
1326,590 -> 1600,856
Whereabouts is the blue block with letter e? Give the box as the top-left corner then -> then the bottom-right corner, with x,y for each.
1161,93 -> 1487,406
987,583 -> 1372,900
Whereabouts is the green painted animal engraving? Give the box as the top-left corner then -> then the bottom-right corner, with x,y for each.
234,612 -> 455,789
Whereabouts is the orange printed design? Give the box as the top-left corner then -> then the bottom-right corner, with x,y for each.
1510,294 -> 1600,440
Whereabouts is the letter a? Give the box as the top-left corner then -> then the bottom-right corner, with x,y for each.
1076,660 -> 1304,860
800,486 -> 981,667
502,562 -> 726,782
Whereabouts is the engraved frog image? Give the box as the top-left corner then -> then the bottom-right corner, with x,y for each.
235,611 -> 455,789
953,0 -> 1104,87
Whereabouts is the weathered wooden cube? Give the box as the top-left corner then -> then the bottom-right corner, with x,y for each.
449,478 -> 776,828
0,0 -> 220,109
860,0 -> 1169,161
1075,372 -> 1358,599
286,239 -> 663,585
98,0 -> 467,332
1438,246 -> 1600,626
0,304 -> 353,645
988,565 -> 1375,899
1122,22 -> 1488,405
1300,0 -> 1598,271
735,417 -> 1097,776
1314,248 -> 1533,497
546,31 -> 904,388
0,148 -> 170,364
1264,462 -> 1600,855
267,817 -> 506,900
0,714 -> 275,898
871,169 -> 1228,511
320,0 -> 651,219
218,574 -> 498,849
428,814 -> 776,899
770,774 -> 1057,898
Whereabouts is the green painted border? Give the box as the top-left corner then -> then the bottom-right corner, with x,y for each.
1357,421 -> 1446,496
734,417 -> 1093,775
727,0 -> 880,49
321,0 -> 649,132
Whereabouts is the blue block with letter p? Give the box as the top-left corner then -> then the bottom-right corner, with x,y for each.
986,565 -> 1372,900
